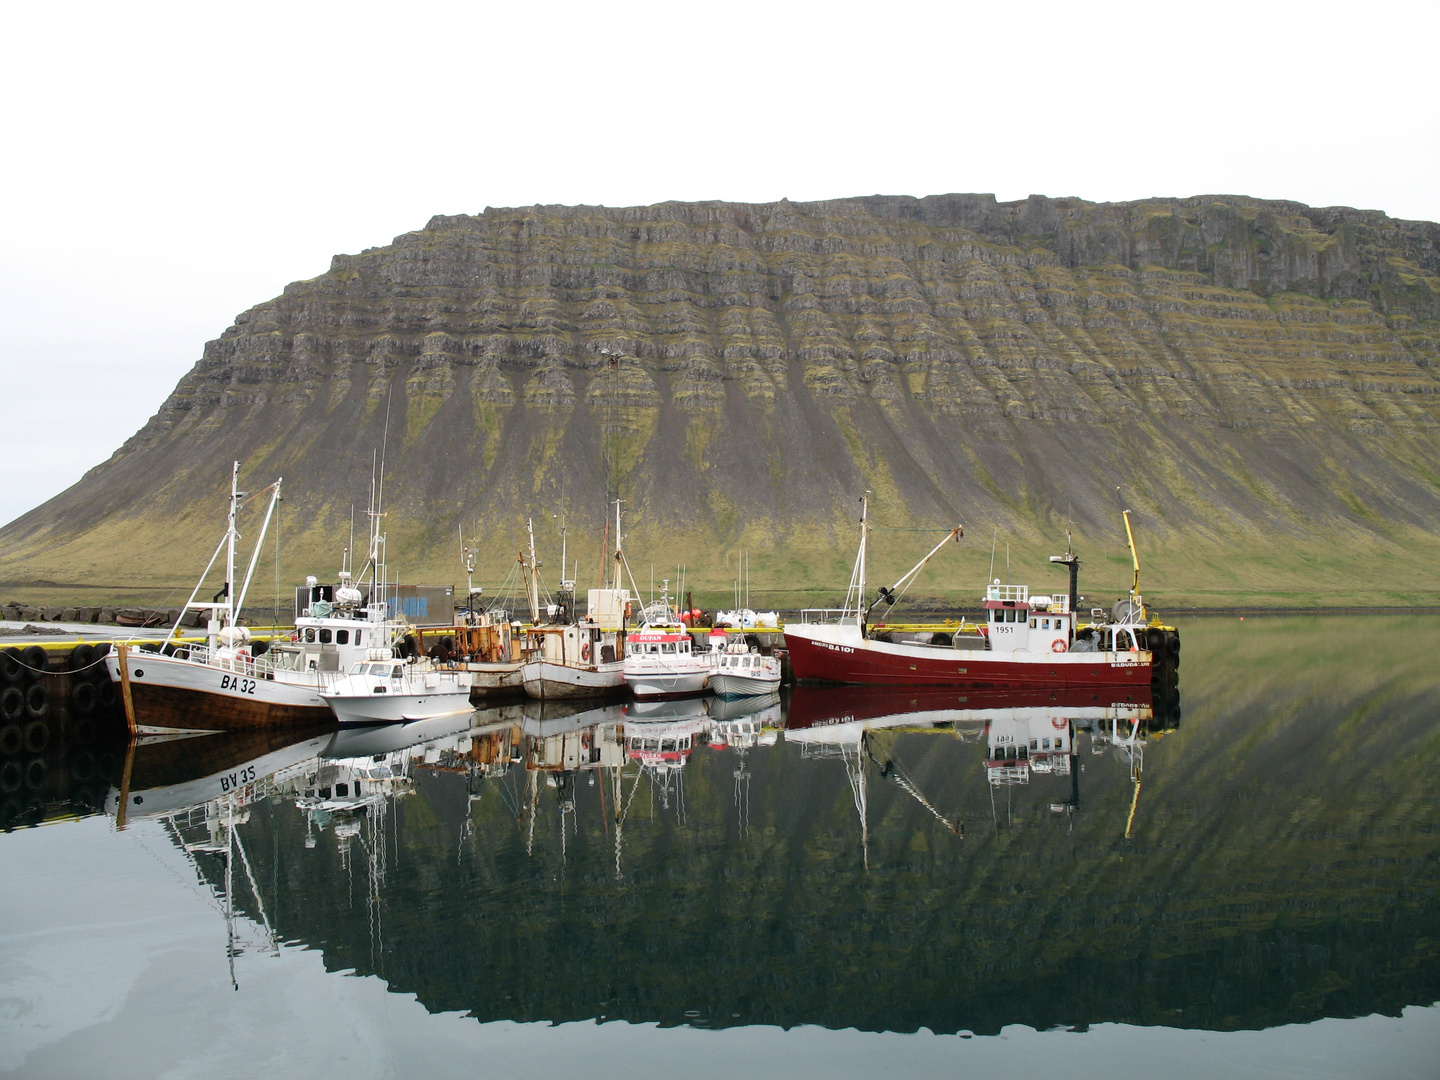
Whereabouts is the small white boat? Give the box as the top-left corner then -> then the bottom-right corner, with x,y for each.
623,626 -> 709,699
320,659 -> 474,726
709,643 -> 781,698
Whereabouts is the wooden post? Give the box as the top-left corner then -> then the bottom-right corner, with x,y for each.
116,644 -> 138,737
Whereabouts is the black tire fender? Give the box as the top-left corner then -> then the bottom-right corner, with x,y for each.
25,683 -> 50,720
70,681 -> 96,716
21,646 -> 48,681
24,719 -> 50,754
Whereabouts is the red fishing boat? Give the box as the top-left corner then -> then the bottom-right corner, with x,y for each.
783,497 -> 1156,690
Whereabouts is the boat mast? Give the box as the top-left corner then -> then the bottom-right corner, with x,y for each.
233,479 -> 282,623
844,492 -> 870,625
558,512 -> 569,588
524,517 -> 542,624
461,526 -> 477,627
612,500 -> 623,592
365,453 -> 388,619
225,461 -> 240,630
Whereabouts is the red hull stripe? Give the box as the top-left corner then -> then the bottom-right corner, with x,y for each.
783,634 -> 1150,689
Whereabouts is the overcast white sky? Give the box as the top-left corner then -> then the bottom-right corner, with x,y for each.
1,0 -> 1436,530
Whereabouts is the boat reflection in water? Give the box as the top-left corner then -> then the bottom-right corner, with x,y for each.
92,622 -> 1440,1043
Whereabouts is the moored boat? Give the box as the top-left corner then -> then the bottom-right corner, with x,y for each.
708,640 -> 781,698
319,659 -> 475,726
106,462 -> 429,731
623,623 -> 710,699
413,540 -> 525,699
103,463 -> 335,731
520,505 -> 634,701
783,497 -> 1156,690
519,589 -> 630,699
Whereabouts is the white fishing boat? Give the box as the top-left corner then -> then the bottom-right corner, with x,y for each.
520,507 -> 631,700
620,567 -> 708,700
103,462 -> 420,732
518,586 -> 630,699
319,659 -> 475,726
708,642 -> 781,698
623,623 -> 709,699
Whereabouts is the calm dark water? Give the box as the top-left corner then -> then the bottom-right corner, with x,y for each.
2,615 -> 1438,1078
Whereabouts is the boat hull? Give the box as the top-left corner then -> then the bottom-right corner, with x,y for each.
521,659 -> 626,700
623,668 -> 710,699
783,624 -> 1152,689
323,689 -> 473,726
104,652 -> 333,730
708,671 -> 782,698
465,662 -> 525,699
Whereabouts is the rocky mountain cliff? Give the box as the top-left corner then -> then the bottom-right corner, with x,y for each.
4,193 -> 1440,607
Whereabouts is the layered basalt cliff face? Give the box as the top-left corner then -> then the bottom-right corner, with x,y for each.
4,193 -> 1440,606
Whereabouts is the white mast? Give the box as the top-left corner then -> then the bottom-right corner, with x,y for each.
843,492 -> 870,623
225,461 -> 240,629
234,478 -> 282,621
524,517 -> 542,624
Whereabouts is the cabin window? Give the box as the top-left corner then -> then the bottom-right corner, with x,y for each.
354,781 -> 362,796
335,782 -> 349,797
1030,618 -> 1037,629
319,787 -> 331,799
1042,738 -> 1050,749
1030,738 -> 1038,750
336,630 -> 349,645
1007,609 -> 1017,623
304,628 -> 317,643
319,629 -> 332,644
354,630 -> 362,646
1055,737 -> 1065,750
662,643 -> 676,654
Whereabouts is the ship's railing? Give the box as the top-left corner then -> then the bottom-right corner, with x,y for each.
986,764 -> 1031,787
798,608 -> 861,625
985,584 -> 1029,603
186,643 -> 276,679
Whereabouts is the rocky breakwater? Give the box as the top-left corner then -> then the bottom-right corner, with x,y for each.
1,602 -> 205,629
1,193 -> 1438,606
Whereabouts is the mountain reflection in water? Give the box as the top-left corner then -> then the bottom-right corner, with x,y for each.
72,619 -> 1440,1036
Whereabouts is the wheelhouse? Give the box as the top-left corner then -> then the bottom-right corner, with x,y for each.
982,584 -> 1075,655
